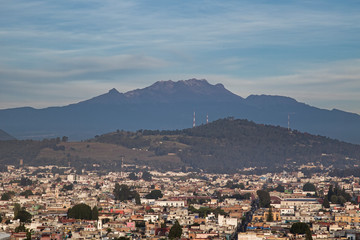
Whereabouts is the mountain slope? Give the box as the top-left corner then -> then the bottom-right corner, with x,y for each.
0,79 -> 359,143
0,129 -> 16,141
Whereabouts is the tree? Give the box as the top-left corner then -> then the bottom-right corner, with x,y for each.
15,223 -> 26,233
168,220 -> 182,239
290,222 -> 311,235
303,182 -> 316,192
327,185 -> 334,201
128,172 -> 138,180
305,229 -> 313,240
20,190 -> 33,198
62,136 -> 68,142
20,177 -> 32,187
113,183 -> 140,202
91,206 -> 99,220
275,184 -> 285,192
142,171 -> 152,181
14,203 -> 21,219
257,190 -> 271,208
62,183 -> 74,191
134,192 -> 141,205
1,192 -> 10,201
114,183 -> 132,201
67,203 -> 92,220
145,190 -> 163,200
266,207 -> 273,222
322,198 -> 330,208
330,195 -> 338,204
15,210 -> 32,223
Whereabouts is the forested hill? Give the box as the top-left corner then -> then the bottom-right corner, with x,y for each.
95,118 -> 360,173
1,118 -> 359,173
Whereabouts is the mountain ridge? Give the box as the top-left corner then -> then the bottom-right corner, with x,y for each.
0,78 -> 359,144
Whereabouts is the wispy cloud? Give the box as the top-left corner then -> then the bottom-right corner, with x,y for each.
203,58 -> 360,113
0,54 -> 168,80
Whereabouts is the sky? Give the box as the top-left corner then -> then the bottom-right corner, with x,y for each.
1,0 -> 360,113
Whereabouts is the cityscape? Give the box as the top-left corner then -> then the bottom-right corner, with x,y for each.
0,161 -> 360,239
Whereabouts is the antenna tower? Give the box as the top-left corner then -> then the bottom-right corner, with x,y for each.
288,114 -> 290,131
288,112 -> 295,131
193,112 -> 196,128
206,114 -> 208,124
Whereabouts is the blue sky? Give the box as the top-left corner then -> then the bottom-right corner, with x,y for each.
1,0 -> 360,113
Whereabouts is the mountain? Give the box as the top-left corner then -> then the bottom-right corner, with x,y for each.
0,129 -> 16,141
0,78 -> 360,144
82,79 -> 240,104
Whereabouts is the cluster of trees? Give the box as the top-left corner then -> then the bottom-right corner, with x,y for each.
0,202 -> 33,239
67,203 -> 98,220
290,222 -> 313,240
145,190 -> 163,200
225,181 -> 245,189
95,131 -> 150,149
113,183 -> 141,204
324,185 -> 352,207
61,184 -> 74,191
188,206 -> 226,218
142,171 -> 152,181
229,193 -> 251,200
20,177 -> 33,186
274,184 -> 285,192
330,167 -> 360,178
303,182 -> 316,192
14,203 -> 32,223
0,138 -> 60,166
1,192 -> 13,201
19,190 -> 33,198
128,171 -> 153,181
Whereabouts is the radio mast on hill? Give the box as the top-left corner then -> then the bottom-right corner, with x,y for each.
206,113 -> 208,124
193,112 -> 196,128
288,113 -> 295,131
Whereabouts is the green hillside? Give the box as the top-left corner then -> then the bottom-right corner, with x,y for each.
95,118 -> 360,173
0,118 -> 359,173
